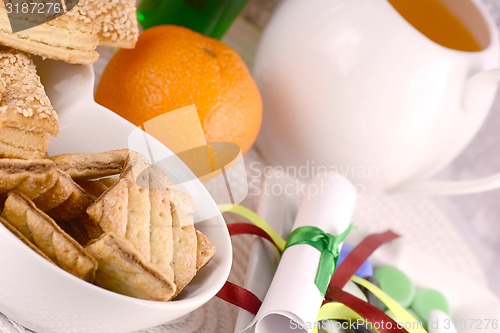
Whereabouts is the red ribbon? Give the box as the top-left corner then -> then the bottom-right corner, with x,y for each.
216,281 -> 262,316
324,231 -> 406,333
330,230 -> 400,289
214,223 -> 273,315
327,287 -> 408,333
324,231 -> 405,333
227,222 -> 276,245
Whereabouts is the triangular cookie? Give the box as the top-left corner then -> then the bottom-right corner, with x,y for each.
75,0 -> 139,48
0,48 -> 59,159
0,2 -> 99,64
87,153 -> 152,261
86,178 -> 128,236
85,233 -> 176,301
1,192 -> 97,281
0,158 -> 59,200
148,165 -> 174,282
50,149 -> 129,180
170,189 -> 197,297
195,230 -> 216,270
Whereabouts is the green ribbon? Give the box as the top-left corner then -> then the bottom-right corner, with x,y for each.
284,225 -> 353,297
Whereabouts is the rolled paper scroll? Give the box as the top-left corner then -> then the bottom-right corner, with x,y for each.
248,172 -> 357,333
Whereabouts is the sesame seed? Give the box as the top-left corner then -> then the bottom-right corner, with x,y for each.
75,0 -> 139,48
0,47 -> 59,136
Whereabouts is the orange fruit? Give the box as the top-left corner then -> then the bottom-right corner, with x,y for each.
96,25 -> 262,154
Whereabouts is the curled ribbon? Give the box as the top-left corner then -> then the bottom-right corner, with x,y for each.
218,204 -> 286,251
284,225 -> 353,297
220,205 -> 423,333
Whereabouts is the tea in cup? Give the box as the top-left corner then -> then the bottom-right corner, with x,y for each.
254,0 -> 500,195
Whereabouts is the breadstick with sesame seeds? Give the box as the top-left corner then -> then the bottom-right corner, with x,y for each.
0,47 -> 59,159
75,0 -> 139,49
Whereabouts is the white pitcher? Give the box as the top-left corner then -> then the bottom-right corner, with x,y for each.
254,0 -> 500,195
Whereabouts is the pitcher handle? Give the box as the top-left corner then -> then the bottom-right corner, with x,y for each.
389,69 -> 500,195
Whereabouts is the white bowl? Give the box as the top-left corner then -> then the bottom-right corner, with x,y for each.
0,58 -> 232,333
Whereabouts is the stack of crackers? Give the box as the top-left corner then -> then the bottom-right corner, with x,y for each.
0,0 -> 139,160
0,149 -> 216,301
0,2 -> 217,301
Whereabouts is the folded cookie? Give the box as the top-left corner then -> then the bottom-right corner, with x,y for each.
75,0 -> 139,48
46,179 -> 93,222
85,150 -> 214,299
148,165 -> 174,282
77,178 -> 117,200
87,153 -> 176,281
1,192 -> 97,281
0,48 -> 59,159
86,177 -> 129,236
87,153 -> 152,260
85,233 -> 176,301
33,169 -> 79,211
0,158 -> 59,200
50,149 -> 129,180
0,159 -> 92,221
170,189 -> 197,297
0,2 -> 99,64
195,230 -> 216,270
58,213 -> 104,246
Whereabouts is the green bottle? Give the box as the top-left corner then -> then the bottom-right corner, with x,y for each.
137,0 -> 249,40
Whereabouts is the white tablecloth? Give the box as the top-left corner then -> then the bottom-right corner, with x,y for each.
434,0 -> 500,298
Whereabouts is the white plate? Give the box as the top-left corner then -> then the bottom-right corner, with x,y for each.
0,59 -> 232,333
234,174 -> 500,333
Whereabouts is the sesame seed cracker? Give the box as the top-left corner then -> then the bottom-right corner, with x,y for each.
75,0 -> 139,49
0,1 -> 99,64
0,47 -> 59,159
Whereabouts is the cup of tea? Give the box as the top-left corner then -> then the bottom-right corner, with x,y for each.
254,0 -> 500,195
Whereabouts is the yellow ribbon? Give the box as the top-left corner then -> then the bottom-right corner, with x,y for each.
313,302 -> 371,333
218,204 -> 286,251
352,276 -> 427,333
